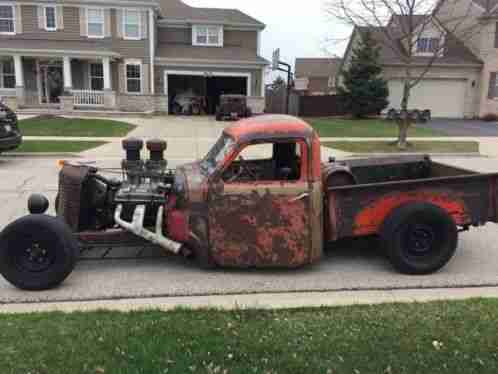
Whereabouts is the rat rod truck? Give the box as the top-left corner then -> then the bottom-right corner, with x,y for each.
0,115 -> 496,290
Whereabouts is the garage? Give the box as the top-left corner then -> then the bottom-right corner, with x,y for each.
164,71 -> 251,115
388,79 -> 467,118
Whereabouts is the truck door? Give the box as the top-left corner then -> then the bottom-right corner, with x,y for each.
208,140 -> 312,267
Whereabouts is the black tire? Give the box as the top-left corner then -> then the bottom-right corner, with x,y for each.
380,203 -> 458,275
170,103 -> 181,115
215,108 -> 223,121
0,215 -> 79,290
54,194 -> 60,215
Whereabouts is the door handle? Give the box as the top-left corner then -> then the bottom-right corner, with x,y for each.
289,193 -> 309,202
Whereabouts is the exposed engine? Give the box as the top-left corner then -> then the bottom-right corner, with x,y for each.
57,137 -> 184,254
112,138 -> 182,253
115,138 -> 174,224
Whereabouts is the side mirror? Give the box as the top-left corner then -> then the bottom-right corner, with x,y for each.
279,167 -> 292,180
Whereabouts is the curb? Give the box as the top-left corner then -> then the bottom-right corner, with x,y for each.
3,152 -> 82,158
1,287 -> 498,314
349,152 -> 483,158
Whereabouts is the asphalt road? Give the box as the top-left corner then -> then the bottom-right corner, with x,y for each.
1,156 -> 498,304
417,119 -> 498,137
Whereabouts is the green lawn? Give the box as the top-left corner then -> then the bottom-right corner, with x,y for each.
324,141 -> 479,154
1,299 -> 498,373
309,118 -> 444,138
19,116 -> 136,137
10,140 -> 107,153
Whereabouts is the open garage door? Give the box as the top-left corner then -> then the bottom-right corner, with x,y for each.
388,79 -> 466,118
165,71 -> 251,115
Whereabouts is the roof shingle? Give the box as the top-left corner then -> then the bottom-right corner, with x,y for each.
158,0 -> 265,27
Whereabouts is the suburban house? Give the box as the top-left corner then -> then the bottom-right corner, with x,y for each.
336,0 -> 498,119
294,58 -> 341,95
340,10 -> 487,119
0,0 -> 268,114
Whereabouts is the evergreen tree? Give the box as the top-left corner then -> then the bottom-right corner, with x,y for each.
337,30 -> 389,118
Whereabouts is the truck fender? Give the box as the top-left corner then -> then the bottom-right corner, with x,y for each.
189,215 -> 215,269
325,170 -> 357,188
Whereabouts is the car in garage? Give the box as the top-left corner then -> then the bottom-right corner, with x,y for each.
0,99 -> 22,153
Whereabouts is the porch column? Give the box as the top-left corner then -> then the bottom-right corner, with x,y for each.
63,56 -> 73,90
102,57 -> 116,109
102,57 -> 111,90
13,55 -> 25,105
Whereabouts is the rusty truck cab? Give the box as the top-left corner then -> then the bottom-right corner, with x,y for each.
205,115 -> 323,268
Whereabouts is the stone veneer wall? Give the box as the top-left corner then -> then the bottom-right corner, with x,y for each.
117,94 -> 168,113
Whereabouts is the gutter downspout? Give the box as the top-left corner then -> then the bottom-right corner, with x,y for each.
149,8 -> 155,95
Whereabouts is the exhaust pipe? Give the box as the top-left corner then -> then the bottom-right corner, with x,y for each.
114,204 -> 182,254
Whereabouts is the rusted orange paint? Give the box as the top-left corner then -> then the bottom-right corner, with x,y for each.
353,191 -> 469,236
311,132 -> 322,182
224,115 -> 313,143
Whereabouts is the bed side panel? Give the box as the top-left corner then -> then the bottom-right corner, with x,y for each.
327,176 -> 492,240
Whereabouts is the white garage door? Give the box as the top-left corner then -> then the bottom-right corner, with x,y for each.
388,79 -> 466,118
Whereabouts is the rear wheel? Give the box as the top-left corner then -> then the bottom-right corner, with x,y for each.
0,215 -> 79,290
380,203 -> 458,274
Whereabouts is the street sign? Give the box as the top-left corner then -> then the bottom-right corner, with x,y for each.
272,49 -> 280,71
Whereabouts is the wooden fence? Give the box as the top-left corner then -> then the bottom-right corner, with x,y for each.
266,90 -> 348,117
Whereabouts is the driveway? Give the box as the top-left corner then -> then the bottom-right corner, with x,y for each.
78,115 -> 343,161
417,118 -> 498,137
1,155 -> 498,304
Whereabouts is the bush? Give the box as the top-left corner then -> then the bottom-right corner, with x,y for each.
481,113 -> 498,122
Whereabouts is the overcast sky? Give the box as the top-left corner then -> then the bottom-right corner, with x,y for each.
184,0 -> 352,73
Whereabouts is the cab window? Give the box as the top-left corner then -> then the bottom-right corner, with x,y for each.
223,141 -> 304,183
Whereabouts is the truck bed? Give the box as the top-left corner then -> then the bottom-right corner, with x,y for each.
325,156 -> 497,241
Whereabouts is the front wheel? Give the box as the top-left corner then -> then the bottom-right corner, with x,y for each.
380,203 -> 458,275
0,215 -> 79,290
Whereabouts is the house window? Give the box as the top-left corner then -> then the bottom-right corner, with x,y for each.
416,37 -> 440,53
126,63 -> 141,93
90,63 -> 104,91
44,6 -> 56,31
193,25 -> 223,47
0,5 -> 15,34
0,60 -> 15,88
87,8 -> 104,38
123,9 -> 140,39
328,76 -> 335,88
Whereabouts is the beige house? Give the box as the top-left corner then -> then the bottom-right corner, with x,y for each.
340,7 -> 498,118
294,58 -> 342,95
0,0 -> 268,114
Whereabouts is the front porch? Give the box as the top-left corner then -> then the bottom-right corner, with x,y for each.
0,55 -> 117,111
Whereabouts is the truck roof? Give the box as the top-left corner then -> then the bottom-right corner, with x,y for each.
224,115 -> 314,143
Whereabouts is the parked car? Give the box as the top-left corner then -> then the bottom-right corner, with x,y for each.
216,94 -> 252,121
0,98 -> 22,153
170,90 -> 205,115
2,115 -> 498,291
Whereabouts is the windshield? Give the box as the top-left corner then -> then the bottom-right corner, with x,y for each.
200,134 -> 236,175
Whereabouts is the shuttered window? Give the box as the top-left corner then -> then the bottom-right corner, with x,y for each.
44,6 -> 56,31
90,63 -> 104,91
488,72 -> 497,99
126,63 -> 142,93
0,5 -> 15,34
123,9 -> 140,39
0,59 -> 15,88
87,8 -> 104,38
193,25 -> 223,47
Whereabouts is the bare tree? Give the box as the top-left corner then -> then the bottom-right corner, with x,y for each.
326,0 -> 484,148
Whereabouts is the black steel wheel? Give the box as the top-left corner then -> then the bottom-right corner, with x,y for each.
0,215 -> 79,290
380,203 -> 458,274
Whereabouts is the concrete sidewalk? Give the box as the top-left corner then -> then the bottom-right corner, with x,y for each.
1,286 -> 497,314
